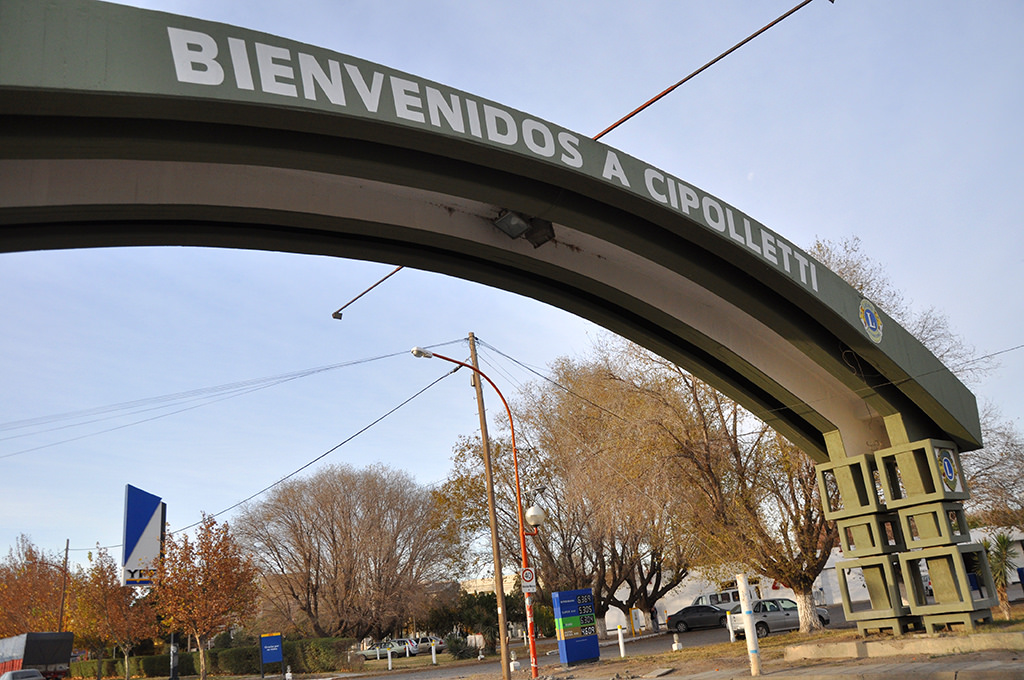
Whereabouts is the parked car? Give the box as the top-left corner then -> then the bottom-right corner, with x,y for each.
730,598 -> 830,638
666,604 -> 729,632
2,671 -> 46,680
393,638 -> 419,655
354,639 -> 418,659
413,635 -> 446,652
690,585 -> 756,608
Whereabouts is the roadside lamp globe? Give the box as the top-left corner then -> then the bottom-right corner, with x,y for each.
525,504 -> 546,527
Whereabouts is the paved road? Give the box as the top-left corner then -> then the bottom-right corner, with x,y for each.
362,605 -> 853,680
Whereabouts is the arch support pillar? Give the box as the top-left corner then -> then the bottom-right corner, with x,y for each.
816,418 -> 995,635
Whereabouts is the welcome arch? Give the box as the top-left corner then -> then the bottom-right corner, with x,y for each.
1,0 -> 993,632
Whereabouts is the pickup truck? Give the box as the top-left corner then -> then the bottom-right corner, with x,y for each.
0,634 -> 74,680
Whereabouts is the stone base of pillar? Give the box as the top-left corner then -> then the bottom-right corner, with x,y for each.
922,610 -> 993,635
855,616 -> 924,637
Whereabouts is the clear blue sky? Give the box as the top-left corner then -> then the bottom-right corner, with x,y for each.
2,0 -> 1022,570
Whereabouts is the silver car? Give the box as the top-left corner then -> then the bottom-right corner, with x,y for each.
355,639 -> 418,659
731,597 -> 829,638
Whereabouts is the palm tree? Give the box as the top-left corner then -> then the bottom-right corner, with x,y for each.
983,532 -> 1019,621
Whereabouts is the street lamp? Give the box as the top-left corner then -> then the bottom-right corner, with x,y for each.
412,346 -> 545,679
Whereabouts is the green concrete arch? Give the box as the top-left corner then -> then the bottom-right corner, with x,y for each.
0,0 -> 980,462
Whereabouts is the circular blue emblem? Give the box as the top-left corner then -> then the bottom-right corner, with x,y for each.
859,299 -> 884,343
937,448 -> 959,492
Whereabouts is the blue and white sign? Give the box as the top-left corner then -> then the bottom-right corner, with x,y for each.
260,634 -> 283,665
122,484 -> 166,586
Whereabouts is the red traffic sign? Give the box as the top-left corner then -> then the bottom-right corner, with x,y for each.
521,567 -> 537,593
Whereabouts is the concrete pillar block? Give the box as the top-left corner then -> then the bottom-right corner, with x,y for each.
816,453 -> 885,521
898,543 -> 997,615
837,512 -> 905,558
874,439 -> 969,509
836,554 -> 911,621
898,501 -> 971,550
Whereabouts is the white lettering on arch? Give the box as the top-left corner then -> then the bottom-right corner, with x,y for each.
167,27 -> 224,86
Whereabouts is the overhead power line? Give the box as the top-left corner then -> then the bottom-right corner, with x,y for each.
71,339 -> 469,550
171,363 -> 462,535
0,340 -> 466,461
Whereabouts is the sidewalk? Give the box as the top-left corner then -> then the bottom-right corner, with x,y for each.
640,649 -> 1023,679
591,647 -> 1024,680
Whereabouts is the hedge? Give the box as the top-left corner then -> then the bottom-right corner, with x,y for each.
70,638 -> 357,678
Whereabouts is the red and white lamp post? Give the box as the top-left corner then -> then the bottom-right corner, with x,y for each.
412,347 -> 545,678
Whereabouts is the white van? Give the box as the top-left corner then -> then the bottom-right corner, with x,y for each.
691,584 -> 758,608
691,590 -> 740,607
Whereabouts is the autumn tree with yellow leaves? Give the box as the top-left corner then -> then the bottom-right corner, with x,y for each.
154,515 -> 259,680
74,549 -> 160,680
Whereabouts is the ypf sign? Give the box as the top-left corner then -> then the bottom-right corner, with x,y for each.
122,484 -> 166,586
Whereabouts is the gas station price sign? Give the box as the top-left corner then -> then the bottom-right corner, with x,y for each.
552,588 -> 599,666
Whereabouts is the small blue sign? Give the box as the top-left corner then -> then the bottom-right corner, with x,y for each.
260,634 -> 283,665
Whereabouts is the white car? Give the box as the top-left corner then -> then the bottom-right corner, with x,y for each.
730,598 -> 830,638
1,671 -> 46,680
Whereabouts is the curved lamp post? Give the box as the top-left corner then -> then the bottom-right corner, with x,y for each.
412,346 -> 544,678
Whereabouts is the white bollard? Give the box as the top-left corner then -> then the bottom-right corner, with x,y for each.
617,625 -> 626,658
737,573 -> 761,677
727,612 -> 736,643
431,641 -> 437,665
387,648 -> 393,671
405,644 -> 410,658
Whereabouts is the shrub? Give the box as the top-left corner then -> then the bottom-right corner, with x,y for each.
216,646 -> 260,674
444,635 -> 475,660
534,604 -> 556,638
69,658 -> 117,679
70,637 -> 361,677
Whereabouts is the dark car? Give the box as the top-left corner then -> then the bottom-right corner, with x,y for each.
666,604 -> 728,632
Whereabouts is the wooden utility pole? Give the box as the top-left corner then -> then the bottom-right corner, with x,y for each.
468,332 -> 512,680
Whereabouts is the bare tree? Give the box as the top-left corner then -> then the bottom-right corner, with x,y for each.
608,341 -> 836,633
439,354 -> 693,637
235,464 -> 449,640
810,235 -> 993,383
964,403 -> 1024,529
